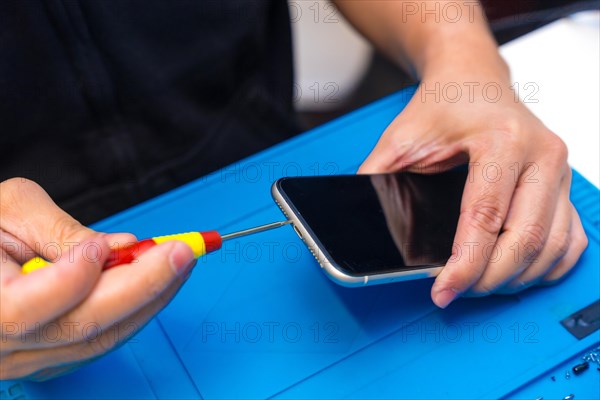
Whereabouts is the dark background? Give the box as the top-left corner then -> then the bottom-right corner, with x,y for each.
299,0 -> 600,129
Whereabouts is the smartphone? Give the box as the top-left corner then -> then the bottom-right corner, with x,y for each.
271,168 -> 468,286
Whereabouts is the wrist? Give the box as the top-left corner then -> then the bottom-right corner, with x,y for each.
422,51 -> 510,84
406,4 -> 509,84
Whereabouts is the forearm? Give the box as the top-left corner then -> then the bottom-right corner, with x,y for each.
334,0 -> 509,81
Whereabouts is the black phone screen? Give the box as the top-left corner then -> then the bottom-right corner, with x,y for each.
276,168 -> 468,276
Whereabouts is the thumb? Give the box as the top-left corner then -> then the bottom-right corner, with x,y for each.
1,178 -> 96,261
358,120 -> 428,175
358,136 -> 403,175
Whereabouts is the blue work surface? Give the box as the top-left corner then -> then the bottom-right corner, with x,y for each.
2,86 -> 599,399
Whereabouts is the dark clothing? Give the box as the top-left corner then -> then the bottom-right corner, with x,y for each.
0,0 -> 298,224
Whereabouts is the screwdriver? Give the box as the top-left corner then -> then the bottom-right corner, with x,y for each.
22,220 -> 292,274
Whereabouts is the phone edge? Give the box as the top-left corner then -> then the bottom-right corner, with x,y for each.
271,178 -> 444,287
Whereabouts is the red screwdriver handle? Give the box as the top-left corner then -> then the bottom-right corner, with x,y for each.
21,231 -> 223,274
104,231 -> 223,270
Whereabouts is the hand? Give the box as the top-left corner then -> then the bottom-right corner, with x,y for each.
360,76 -> 588,308
0,178 -> 196,380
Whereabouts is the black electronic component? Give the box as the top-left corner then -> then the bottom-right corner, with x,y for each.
572,361 -> 589,375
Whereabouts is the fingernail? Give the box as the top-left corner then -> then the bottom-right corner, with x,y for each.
169,242 -> 196,276
433,288 -> 458,309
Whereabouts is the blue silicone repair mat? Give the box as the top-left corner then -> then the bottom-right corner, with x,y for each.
2,86 -> 599,399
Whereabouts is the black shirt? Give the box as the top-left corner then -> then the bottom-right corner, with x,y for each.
0,0 -> 298,224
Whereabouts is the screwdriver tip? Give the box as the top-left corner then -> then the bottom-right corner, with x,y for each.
221,220 -> 292,241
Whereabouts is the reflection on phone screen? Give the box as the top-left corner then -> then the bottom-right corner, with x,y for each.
277,168 -> 467,276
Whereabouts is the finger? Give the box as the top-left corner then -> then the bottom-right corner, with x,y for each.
541,205 -> 588,283
499,175 -> 572,293
1,229 -> 35,264
5,238 -> 193,351
358,124 -> 410,174
0,178 -> 95,260
1,236 -> 107,332
2,230 -> 134,263
431,153 -> 517,308
359,138 -> 456,174
32,241 -> 195,347
0,232 -> 136,294
2,267 -> 189,379
24,363 -> 82,382
468,161 -> 565,294
0,248 -> 23,285
104,232 -> 138,250
358,112 -> 441,174
357,108 -> 466,175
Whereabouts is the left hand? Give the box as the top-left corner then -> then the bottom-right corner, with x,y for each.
0,178 -> 196,380
360,75 -> 588,308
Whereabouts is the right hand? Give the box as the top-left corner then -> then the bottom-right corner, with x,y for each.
360,75 -> 588,308
0,178 -> 196,380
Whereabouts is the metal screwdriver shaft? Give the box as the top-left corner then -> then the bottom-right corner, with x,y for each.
221,220 -> 291,241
